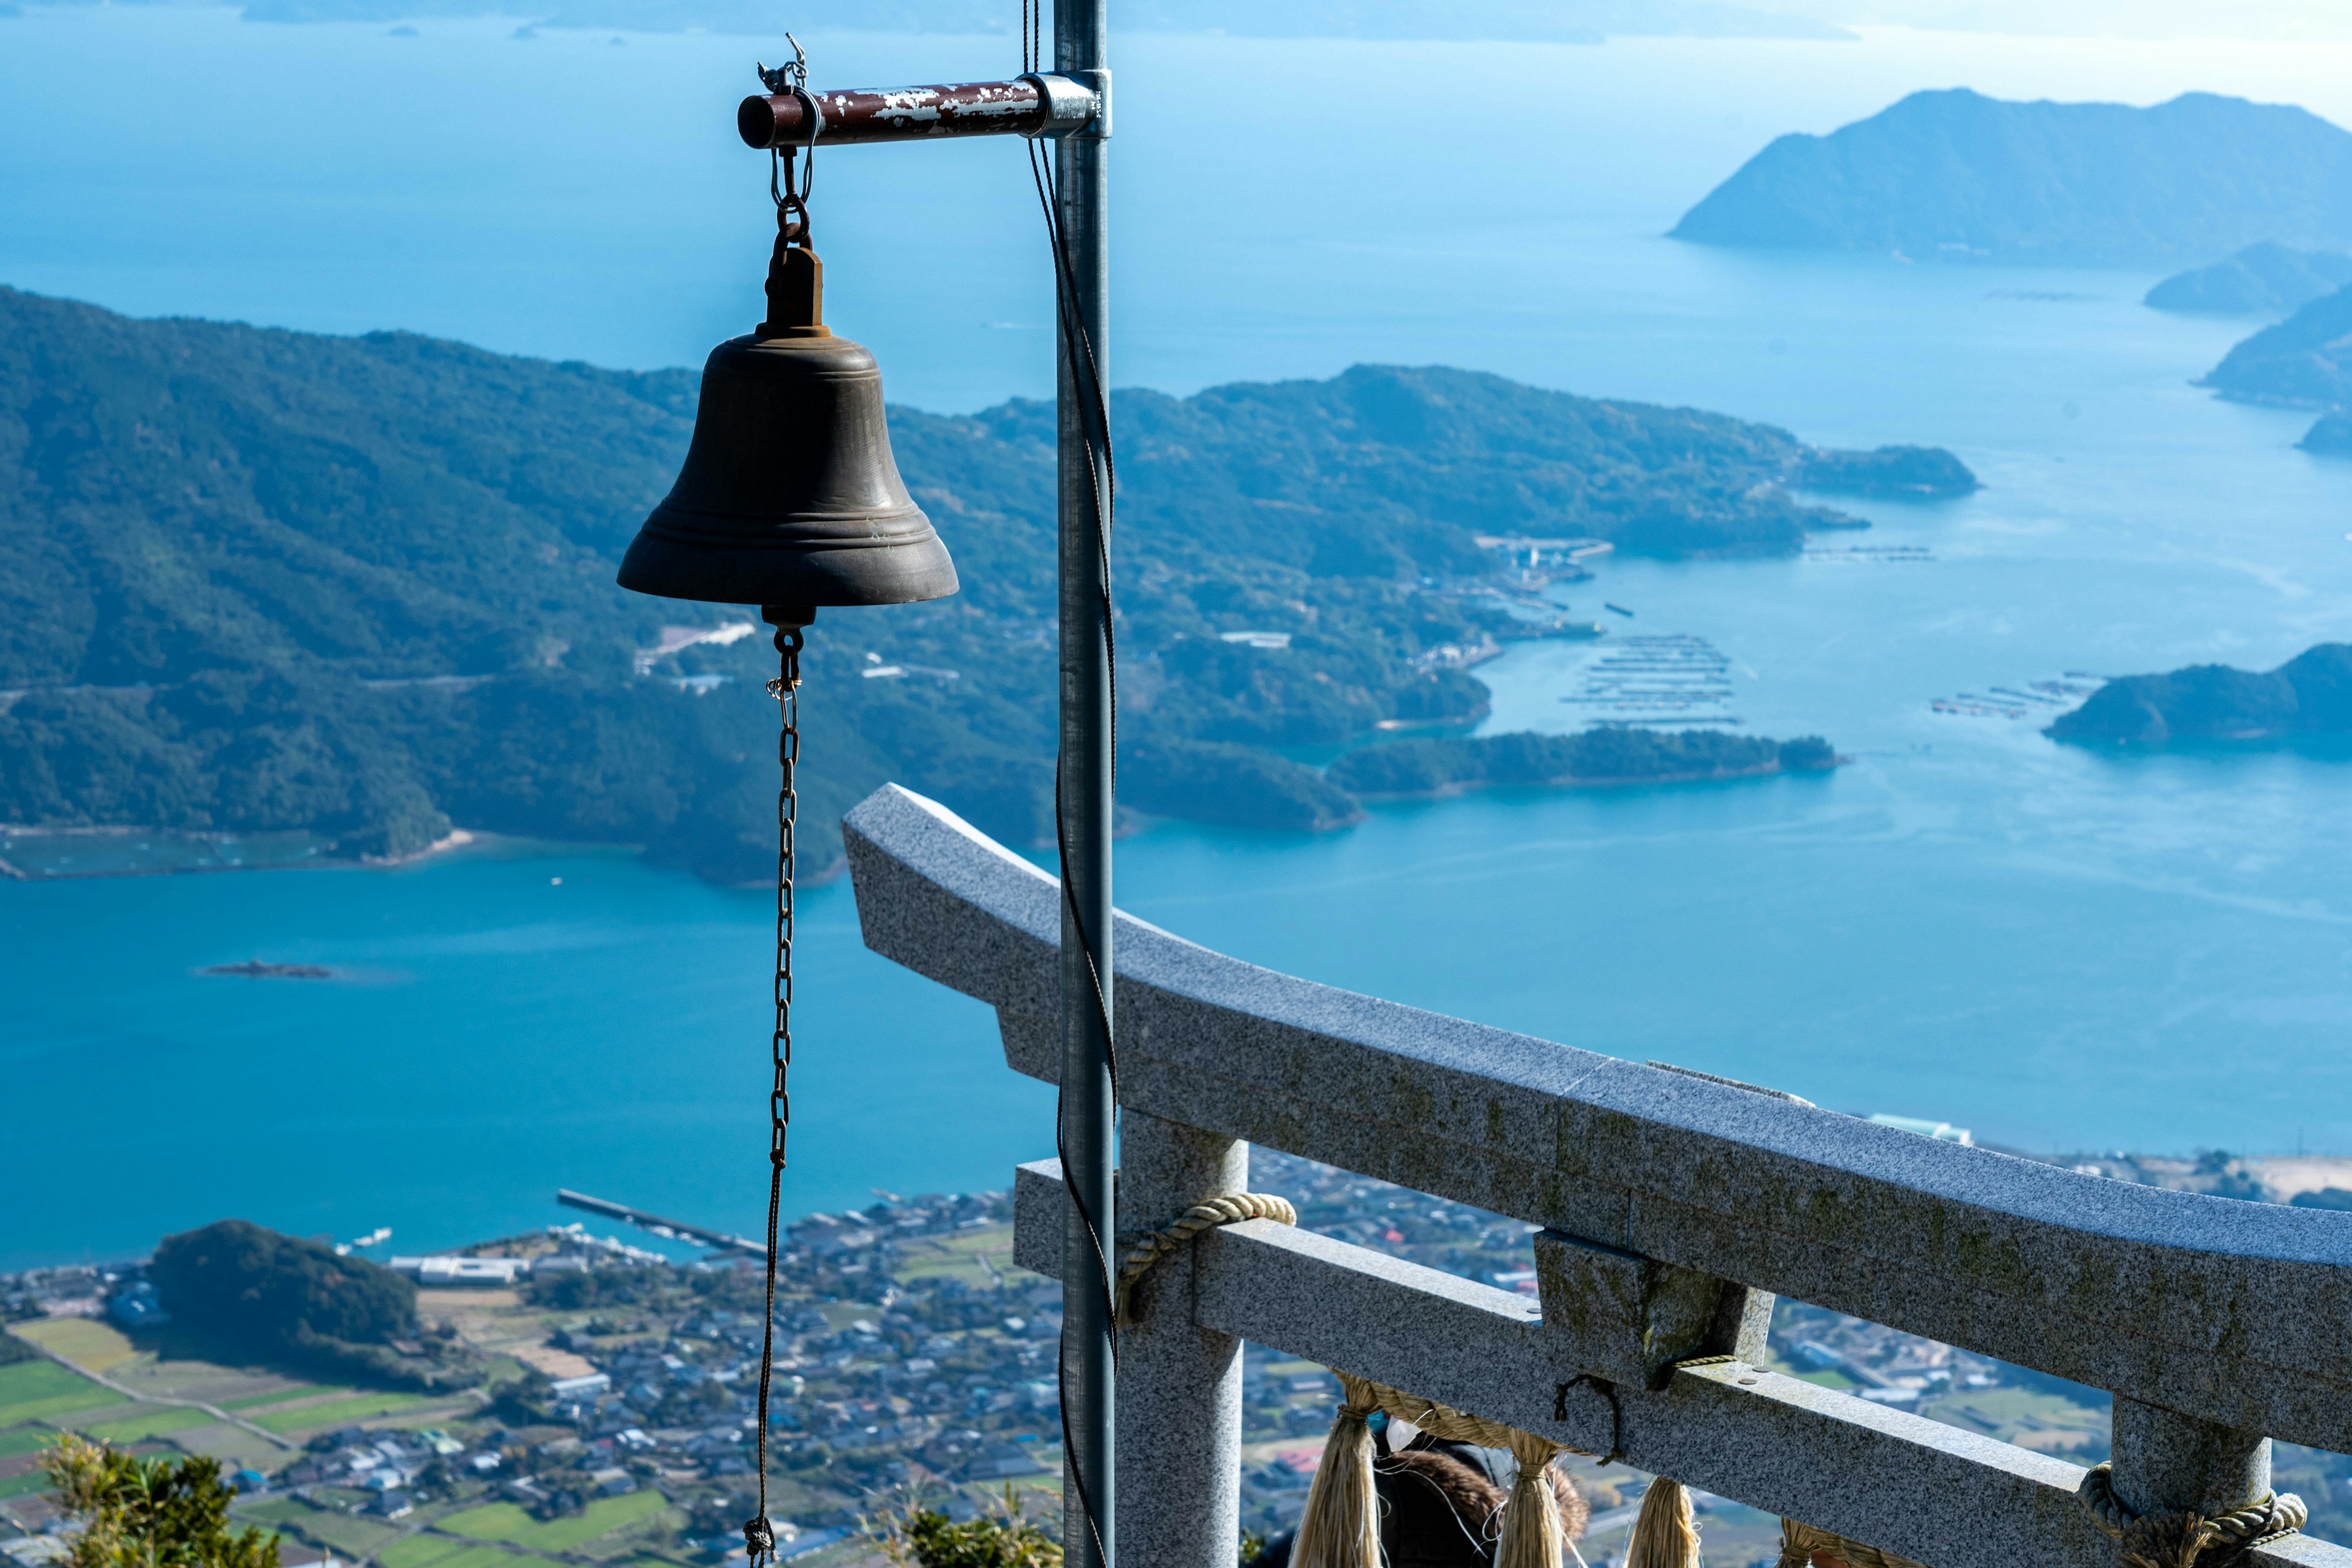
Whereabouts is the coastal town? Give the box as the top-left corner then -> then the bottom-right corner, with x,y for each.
7,1143 -> 2351,1568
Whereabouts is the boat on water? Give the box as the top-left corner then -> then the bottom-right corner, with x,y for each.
202,959 -> 336,980
1604,603 -> 1635,617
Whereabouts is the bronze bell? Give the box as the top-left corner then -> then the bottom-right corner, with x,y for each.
617,219 -> 957,612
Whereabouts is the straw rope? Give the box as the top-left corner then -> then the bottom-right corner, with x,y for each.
1110,1192 -> 1295,1327
2078,1462 -> 2305,1567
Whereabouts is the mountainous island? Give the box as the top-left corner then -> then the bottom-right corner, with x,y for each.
0,287 -> 1961,878
2048,644 -> 2352,745
2144,242 -> 2352,316
1671,89 -> 2352,267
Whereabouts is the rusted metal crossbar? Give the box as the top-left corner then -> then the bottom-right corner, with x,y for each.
736,74 -> 1104,148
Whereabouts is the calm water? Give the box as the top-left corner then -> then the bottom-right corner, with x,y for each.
10,12 -> 2352,1267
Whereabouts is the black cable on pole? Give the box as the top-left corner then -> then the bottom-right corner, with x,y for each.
1023,6 -> 1120,1563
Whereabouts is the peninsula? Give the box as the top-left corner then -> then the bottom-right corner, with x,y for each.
0,288 -> 1926,873
2145,241 -> 2352,316
1327,728 -> 1834,798
2046,644 -> 2352,745
2198,284 -> 2352,409
1672,90 -> 2352,268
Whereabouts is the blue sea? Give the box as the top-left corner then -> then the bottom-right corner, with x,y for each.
9,10 -> 2352,1269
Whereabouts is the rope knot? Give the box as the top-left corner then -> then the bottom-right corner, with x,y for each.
2077,1462 -> 2305,1568
741,1514 -> 775,1566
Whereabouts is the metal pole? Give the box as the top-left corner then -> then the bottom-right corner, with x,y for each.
1055,0 -> 1112,1559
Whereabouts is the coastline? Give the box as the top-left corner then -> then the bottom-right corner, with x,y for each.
1346,756 -> 1840,803
0,824 -> 497,882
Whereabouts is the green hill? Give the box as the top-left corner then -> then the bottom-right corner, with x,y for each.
0,287 -> 1930,876
2048,644 -> 2352,745
1672,89 -> 2352,268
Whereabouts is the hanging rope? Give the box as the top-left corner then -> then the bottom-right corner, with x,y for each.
1112,1193 -> 1296,1327
1293,1371 -> 1582,1568
2078,1461 -> 2305,1568
741,616 -> 804,1568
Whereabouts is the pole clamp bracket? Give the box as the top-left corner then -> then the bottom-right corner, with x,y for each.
1020,68 -> 1109,140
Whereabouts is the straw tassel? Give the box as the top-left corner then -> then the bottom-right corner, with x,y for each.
1777,1516 -> 1934,1568
1291,1376 -> 1381,1568
1493,1431 -> 1569,1568
1626,1479 -> 1702,1568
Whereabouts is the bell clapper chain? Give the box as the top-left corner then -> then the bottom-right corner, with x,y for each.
744,602 -> 813,1568
612,40 -> 954,1562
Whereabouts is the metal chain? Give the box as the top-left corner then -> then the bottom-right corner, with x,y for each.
743,622 -> 802,1568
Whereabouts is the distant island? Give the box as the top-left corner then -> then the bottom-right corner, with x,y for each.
2048,644 -> 2352,745
0,288 -> 1945,875
2198,284 -> 2352,416
1672,89 -> 2352,267
2145,242 -> 2352,316
1327,728 -> 1835,799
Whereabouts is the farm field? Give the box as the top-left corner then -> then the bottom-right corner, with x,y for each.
223,1385 -> 338,1411
0,1360 -> 113,1428
252,1392 -> 440,1434
438,1491 -> 670,1553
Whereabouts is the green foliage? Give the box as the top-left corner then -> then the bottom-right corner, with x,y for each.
148,1219 -> 459,1389
41,1433 -> 278,1568
871,1486 -> 1061,1568
1121,737 -> 1362,832
0,287 -> 1894,867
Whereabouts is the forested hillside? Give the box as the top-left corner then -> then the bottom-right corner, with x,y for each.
0,287 -> 1951,877
2049,644 -> 2352,745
